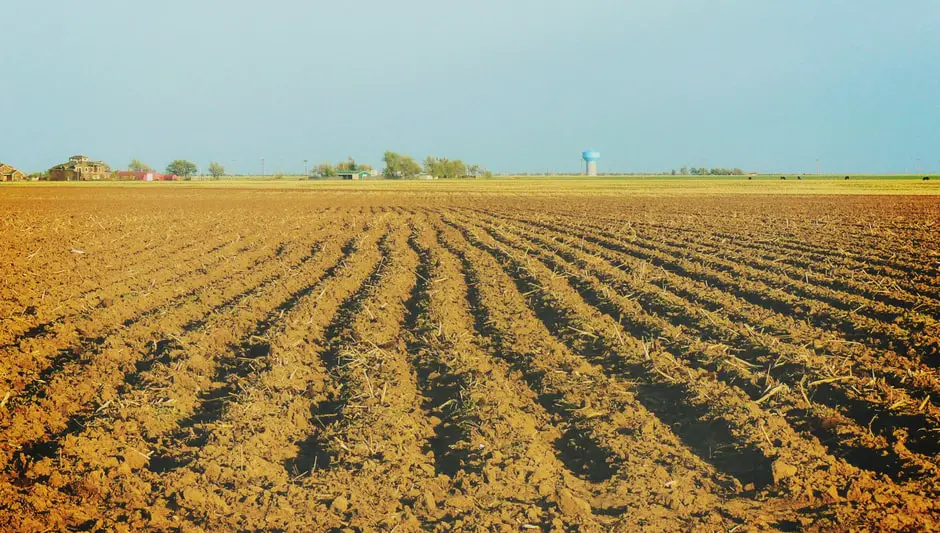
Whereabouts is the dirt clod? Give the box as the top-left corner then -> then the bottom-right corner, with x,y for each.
772,460 -> 799,484
554,489 -> 592,518
330,495 -> 349,514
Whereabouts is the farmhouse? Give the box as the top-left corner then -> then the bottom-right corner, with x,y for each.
48,155 -> 111,181
337,170 -> 371,180
0,162 -> 26,181
115,171 -> 179,182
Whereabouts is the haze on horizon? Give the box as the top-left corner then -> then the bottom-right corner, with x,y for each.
1,1 -> 937,175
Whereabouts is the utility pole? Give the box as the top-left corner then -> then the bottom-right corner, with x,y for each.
816,159 -> 821,175
261,157 -> 265,178
304,159 -> 308,176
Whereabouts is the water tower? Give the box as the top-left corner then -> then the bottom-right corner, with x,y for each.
582,150 -> 600,176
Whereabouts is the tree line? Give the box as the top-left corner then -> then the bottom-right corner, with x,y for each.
382,151 -> 491,179
311,157 -> 374,178
130,159 -> 215,179
677,166 -> 745,176
121,153 -> 492,180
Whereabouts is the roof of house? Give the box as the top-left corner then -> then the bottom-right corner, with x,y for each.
51,157 -> 110,171
0,162 -> 25,176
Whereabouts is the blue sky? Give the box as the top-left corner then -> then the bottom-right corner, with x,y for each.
1,1 -> 937,174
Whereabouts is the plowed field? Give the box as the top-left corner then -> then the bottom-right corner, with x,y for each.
1,186 -> 938,532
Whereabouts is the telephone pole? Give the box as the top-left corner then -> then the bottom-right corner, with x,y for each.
261,157 -> 265,178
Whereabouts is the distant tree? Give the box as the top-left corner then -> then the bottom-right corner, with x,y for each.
129,159 -> 151,172
382,151 -> 421,179
696,167 -> 746,176
423,156 -> 436,176
424,156 -> 468,179
208,161 -> 225,179
671,169 -> 677,176
315,163 -> 337,178
679,166 -> 688,175
452,160 -> 467,179
166,160 -> 197,178
400,159 -> 421,179
336,157 -> 359,172
382,151 -> 400,173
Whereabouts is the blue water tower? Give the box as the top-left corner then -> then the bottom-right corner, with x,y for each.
582,150 -> 600,176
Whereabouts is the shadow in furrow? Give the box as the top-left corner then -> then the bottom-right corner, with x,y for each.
1,238 -> 227,350
15,241 -> 321,478
491,218 -> 938,477
18,336 -> 106,403
435,228 -> 616,484
445,219 -> 774,489
403,231 -> 479,477
7,242 -> 292,413
179,242 -> 321,333
568,253 -> 928,483
147,239 -> 354,473
511,216 -> 934,367
286,234 -> 392,476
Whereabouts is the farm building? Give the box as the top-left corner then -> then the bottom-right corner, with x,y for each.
337,170 -> 371,180
115,171 -> 179,182
48,155 -> 111,181
0,162 -> 26,181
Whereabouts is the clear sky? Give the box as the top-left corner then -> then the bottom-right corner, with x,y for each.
1,1 -> 937,174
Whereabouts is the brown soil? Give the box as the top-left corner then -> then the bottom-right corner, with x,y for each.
0,188 -> 937,532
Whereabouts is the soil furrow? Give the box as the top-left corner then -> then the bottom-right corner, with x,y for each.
0,219 -> 360,531
434,215 -> 755,527
441,215 -> 790,485
109,218 -> 391,532
493,212 -> 940,401
286,219 -> 445,530
407,219 -> 596,528
470,211 -> 940,457
502,213 -> 939,369
0,217 -> 242,344
529,212 -> 934,334
0,232 -> 279,404
551,213 -> 940,297
0,223 -> 338,472
462,211 -> 940,483
2,190 -> 937,533
580,214 -> 940,320
439,212 -> 937,529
